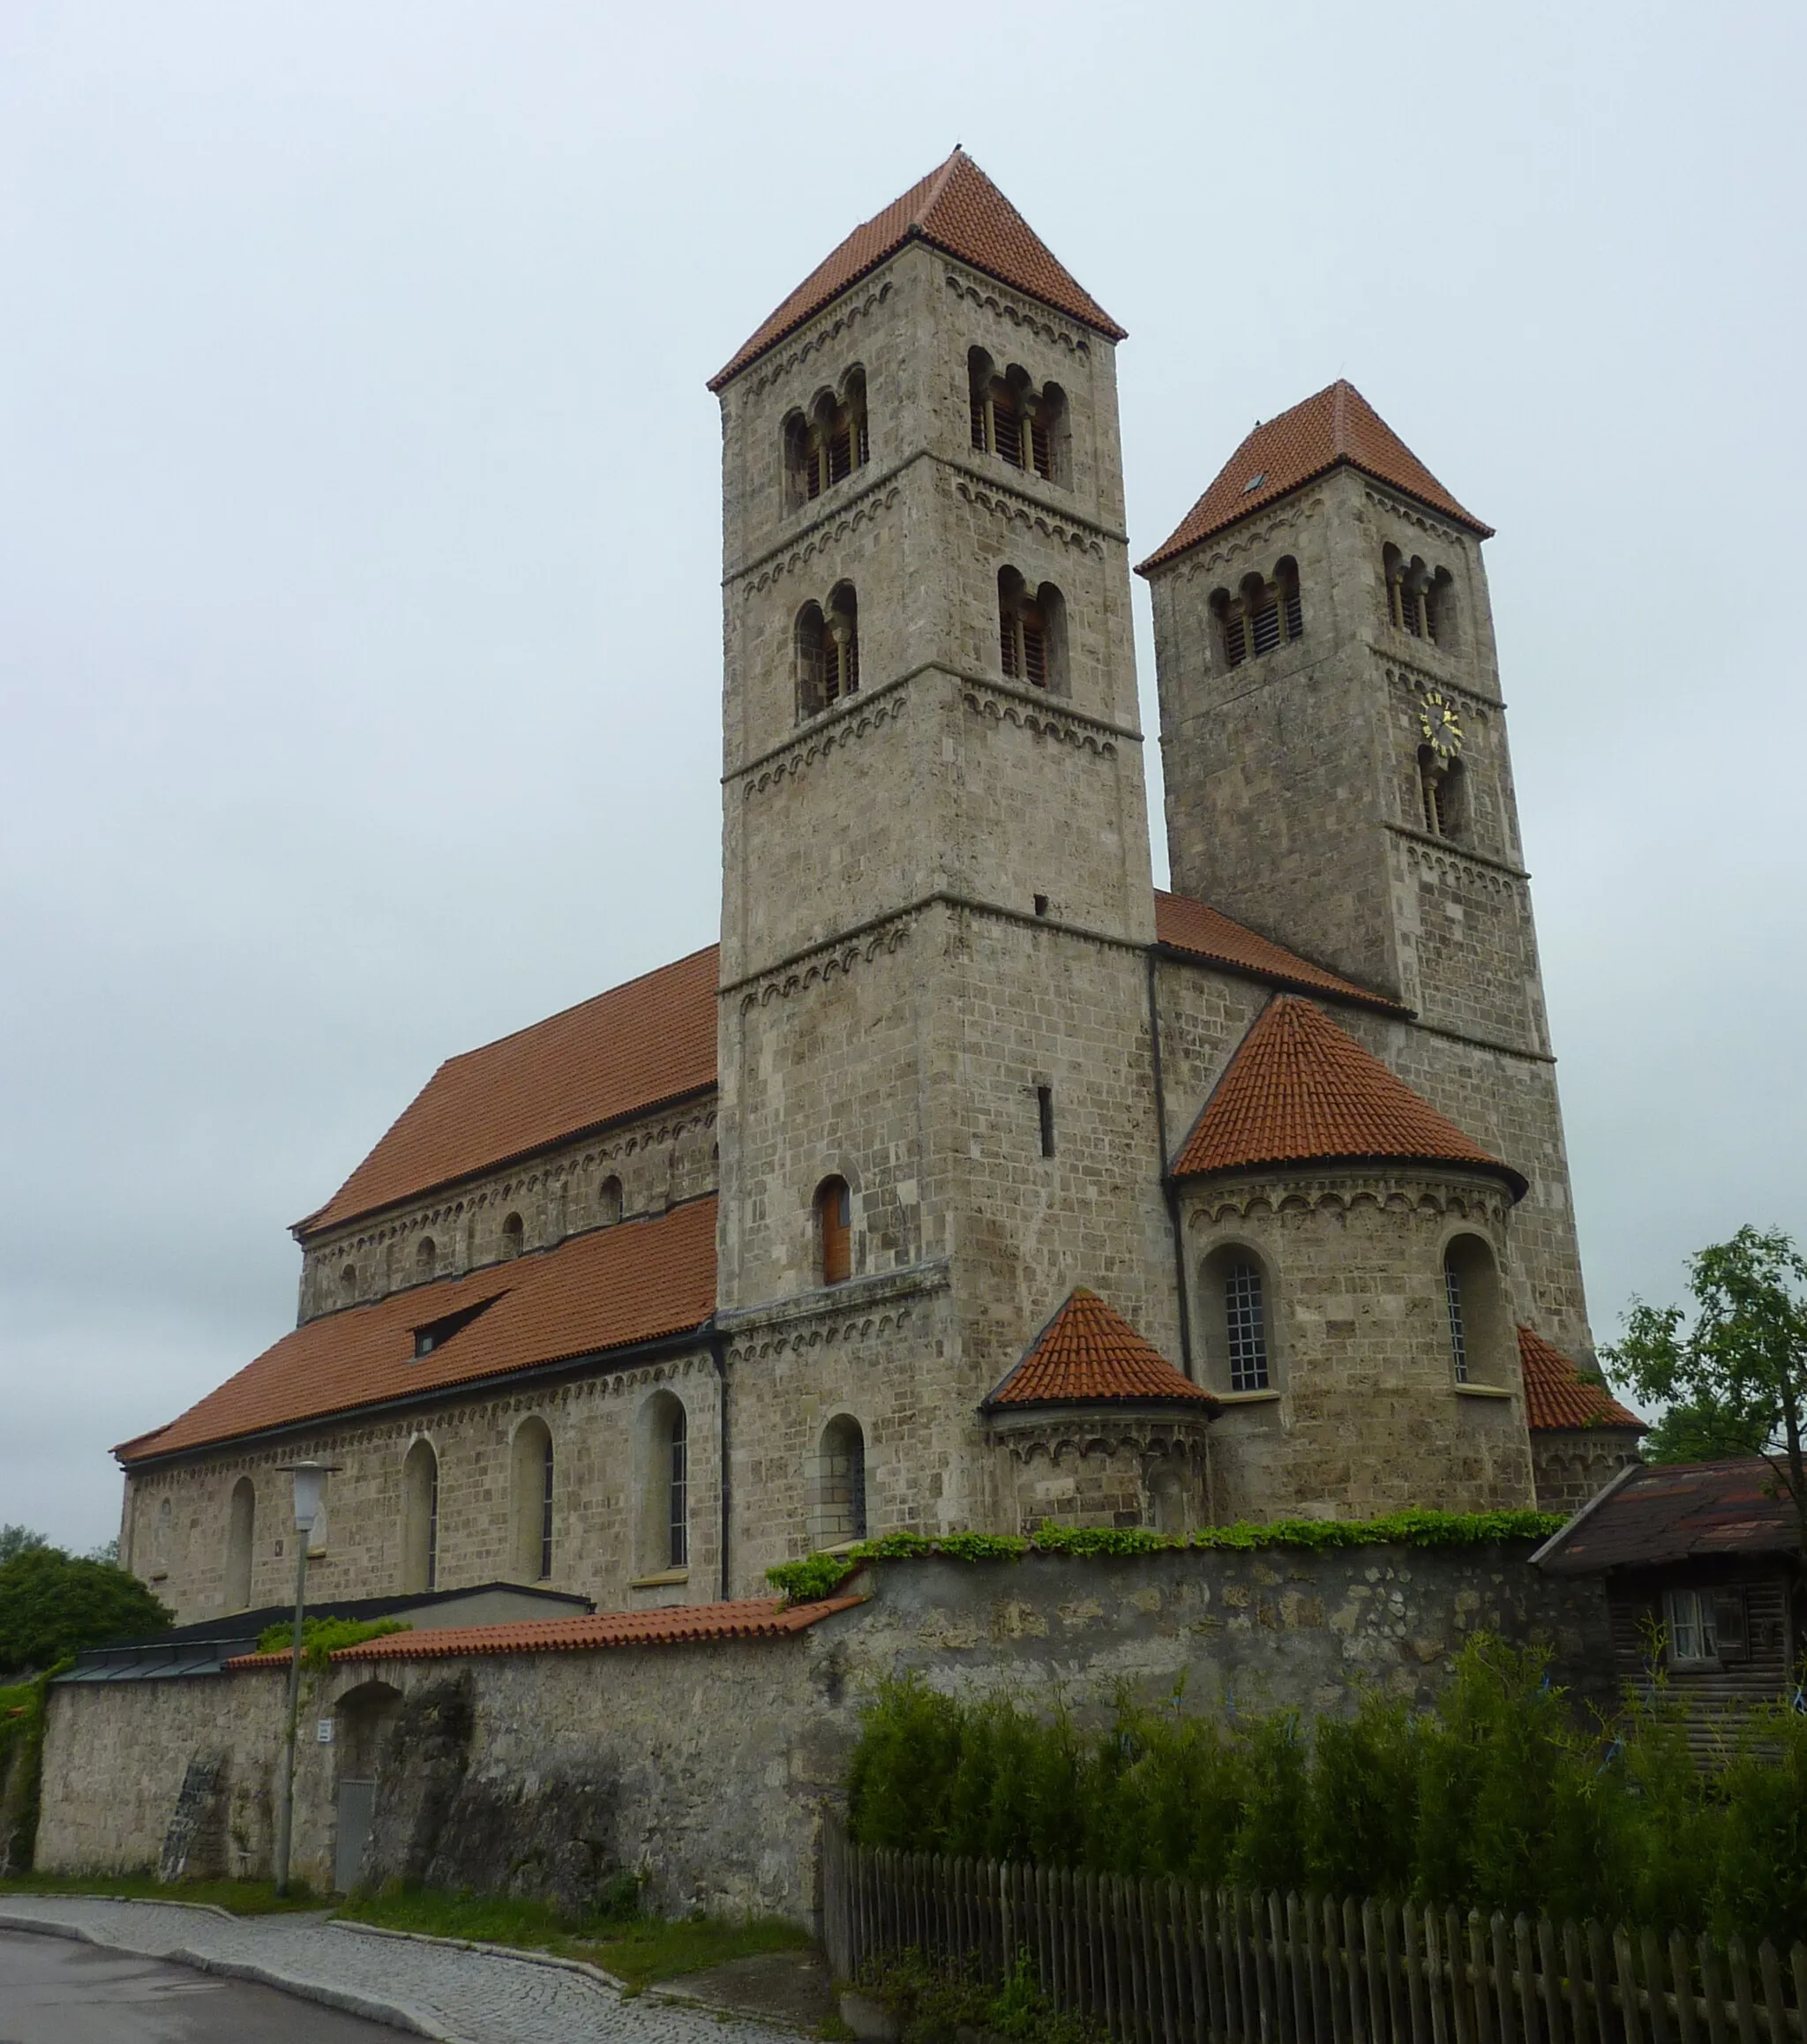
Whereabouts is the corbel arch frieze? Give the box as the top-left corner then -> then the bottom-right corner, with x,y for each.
1167,496 -> 1323,585
958,684 -> 1119,757
1362,486 -> 1466,549
746,281 -> 893,399
742,690 -> 911,799
949,475 -> 1105,556
942,268 -> 1091,358
726,1301 -> 917,1368
1182,1172 -> 1513,1232
737,917 -> 915,1014
988,1414 -> 1211,1466
739,486 -> 902,596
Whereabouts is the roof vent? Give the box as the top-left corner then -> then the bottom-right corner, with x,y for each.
1241,471 -> 1267,494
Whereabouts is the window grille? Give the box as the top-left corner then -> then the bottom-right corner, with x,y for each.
539,1439 -> 554,1579
668,1407 -> 688,1569
1224,615 -> 1248,667
1028,416 -> 1052,480
1445,1264 -> 1469,1381
1284,586 -> 1303,639
1251,599 -> 1282,656
992,399 -> 1023,468
1225,1263 -> 1269,1391
1220,575 -> 1301,669
971,395 -> 987,452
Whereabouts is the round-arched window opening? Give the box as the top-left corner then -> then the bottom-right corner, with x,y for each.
813,1414 -> 868,1546
223,1477 -> 256,1612
339,1262 -> 358,1304
1418,749 -> 1466,842
636,1390 -> 689,1575
598,1175 -> 623,1226
501,1212 -> 525,1260
401,1438 -> 439,1593
815,1176 -> 852,1286
1443,1235 -> 1510,1389
416,1238 -> 437,1282
510,1416 -> 554,1582
1198,1245 -> 1273,1395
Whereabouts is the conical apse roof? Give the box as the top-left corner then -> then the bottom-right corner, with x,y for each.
983,1288 -> 1215,1411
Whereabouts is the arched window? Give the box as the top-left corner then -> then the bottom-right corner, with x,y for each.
796,588 -> 859,721
416,1238 -> 437,1283
816,1175 -> 851,1286
154,1495 -> 172,1564
1212,559 -> 1303,669
401,1438 -> 439,1593
339,1262 -> 358,1304
637,1391 -> 689,1574
501,1211 -> 525,1260
1418,749 -> 1466,841
1200,1246 -> 1272,1393
784,371 -> 869,510
1386,548 -> 1447,643
998,569 -> 1067,693
598,1175 -> 622,1226
1443,1237 -> 1509,1387
969,351 -> 1061,483
224,1477 -> 256,1612
813,1415 -> 868,1546
510,1417 -> 554,1581
1425,566 -> 1456,648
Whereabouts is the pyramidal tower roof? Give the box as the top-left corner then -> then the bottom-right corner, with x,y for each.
982,1288 -> 1215,1411
1174,996 -> 1526,1195
709,148 -> 1125,391
1137,379 -> 1491,573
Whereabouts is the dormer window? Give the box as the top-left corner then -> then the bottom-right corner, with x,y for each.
1213,558 -> 1303,669
784,370 -> 868,512
969,348 -> 1066,485
413,1298 -> 496,1359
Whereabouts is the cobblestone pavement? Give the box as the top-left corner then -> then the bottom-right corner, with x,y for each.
0,1898 -> 800,2044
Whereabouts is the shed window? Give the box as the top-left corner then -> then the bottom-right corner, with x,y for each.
1664,1587 -> 1719,1665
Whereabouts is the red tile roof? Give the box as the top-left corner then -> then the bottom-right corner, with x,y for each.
221,1594 -> 862,1668
300,946 -> 717,1236
709,149 -> 1124,391
1154,891 -> 1402,1012
985,1288 -> 1217,1411
1536,1458 -> 1795,1575
118,1198 -> 718,1464
1518,1326 -> 1644,1434
1137,380 -> 1491,574
1173,996 -> 1524,1194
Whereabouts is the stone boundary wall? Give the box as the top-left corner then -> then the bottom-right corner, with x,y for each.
36,1542 -> 1608,1920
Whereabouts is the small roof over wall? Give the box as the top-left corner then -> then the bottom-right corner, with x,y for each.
1518,1325 -> 1644,1434
1534,1458 -> 1801,1576
983,1288 -> 1216,1413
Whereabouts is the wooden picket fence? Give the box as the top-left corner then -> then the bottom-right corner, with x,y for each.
821,1816 -> 1807,2044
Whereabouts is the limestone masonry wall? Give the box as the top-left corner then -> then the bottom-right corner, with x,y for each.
38,1545 -> 1610,1920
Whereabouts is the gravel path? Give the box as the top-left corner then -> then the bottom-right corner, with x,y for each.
0,1897 -> 799,2044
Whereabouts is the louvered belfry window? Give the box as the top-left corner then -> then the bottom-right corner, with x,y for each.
1220,568 -> 1303,669
971,372 -> 1055,481
796,386 -> 868,505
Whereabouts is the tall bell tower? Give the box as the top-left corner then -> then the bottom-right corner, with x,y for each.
1139,381 -> 1593,1356
709,152 -> 1173,1584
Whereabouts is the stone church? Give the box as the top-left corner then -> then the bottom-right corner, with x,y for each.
116,150 -> 1641,1628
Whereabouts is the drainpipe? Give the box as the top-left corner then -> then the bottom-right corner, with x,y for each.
709,1325 -> 731,1600
1145,947 -> 1195,1378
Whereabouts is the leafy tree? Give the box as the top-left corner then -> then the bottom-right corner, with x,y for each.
0,1526 -> 49,1565
1604,1226 -> 1807,1554
0,1546 -> 170,1676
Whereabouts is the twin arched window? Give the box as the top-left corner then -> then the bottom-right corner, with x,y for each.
1418,749 -> 1466,841
784,371 -> 868,511
1212,559 -> 1303,669
969,349 -> 1066,484
998,568 -> 1068,693
1384,546 -> 1455,647
796,584 -> 859,720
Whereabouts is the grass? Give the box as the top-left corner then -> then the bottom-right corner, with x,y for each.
334,1883 -> 812,1987
0,1871 -> 321,1914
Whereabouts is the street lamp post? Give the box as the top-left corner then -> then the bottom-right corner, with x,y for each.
272,1459 -> 338,1898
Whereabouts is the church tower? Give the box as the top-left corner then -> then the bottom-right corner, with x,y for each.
1139,383 -> 1593,1359
709,152 -> 1172,1584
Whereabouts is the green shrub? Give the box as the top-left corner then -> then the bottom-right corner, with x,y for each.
253,1616 -> 411,1671
844,1635 -> 1807,1942
0,1549 -> 170,1676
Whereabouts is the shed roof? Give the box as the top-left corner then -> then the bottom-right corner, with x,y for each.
1535,1458 -> 1799,1576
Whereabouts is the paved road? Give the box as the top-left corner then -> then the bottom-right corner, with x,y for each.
0,1898 -> 797,2044
0,1928 -> 402,2042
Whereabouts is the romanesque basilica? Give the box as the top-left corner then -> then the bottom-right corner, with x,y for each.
116,150 -> 1642,1628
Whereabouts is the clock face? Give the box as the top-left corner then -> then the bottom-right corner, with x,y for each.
1418,692 -> 1463,759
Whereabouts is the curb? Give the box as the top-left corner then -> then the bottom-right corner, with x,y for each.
333,1916 -> 630,1994
0,1908 -> 461,2040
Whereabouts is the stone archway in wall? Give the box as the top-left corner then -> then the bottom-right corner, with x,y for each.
332,1678 -> 402,1894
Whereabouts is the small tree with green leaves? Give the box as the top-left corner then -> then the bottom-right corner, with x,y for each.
1603,1226 -> 1807,1557
0,1546 -> 171,1677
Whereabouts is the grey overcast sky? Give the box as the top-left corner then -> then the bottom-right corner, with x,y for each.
3,1 -> 1803,1551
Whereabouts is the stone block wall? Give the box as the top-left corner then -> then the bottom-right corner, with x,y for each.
122,1348 -> 723,1625
36,1543 -> 1612,1920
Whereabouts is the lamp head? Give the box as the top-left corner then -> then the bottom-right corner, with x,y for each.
278,1460 -> 341,1533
